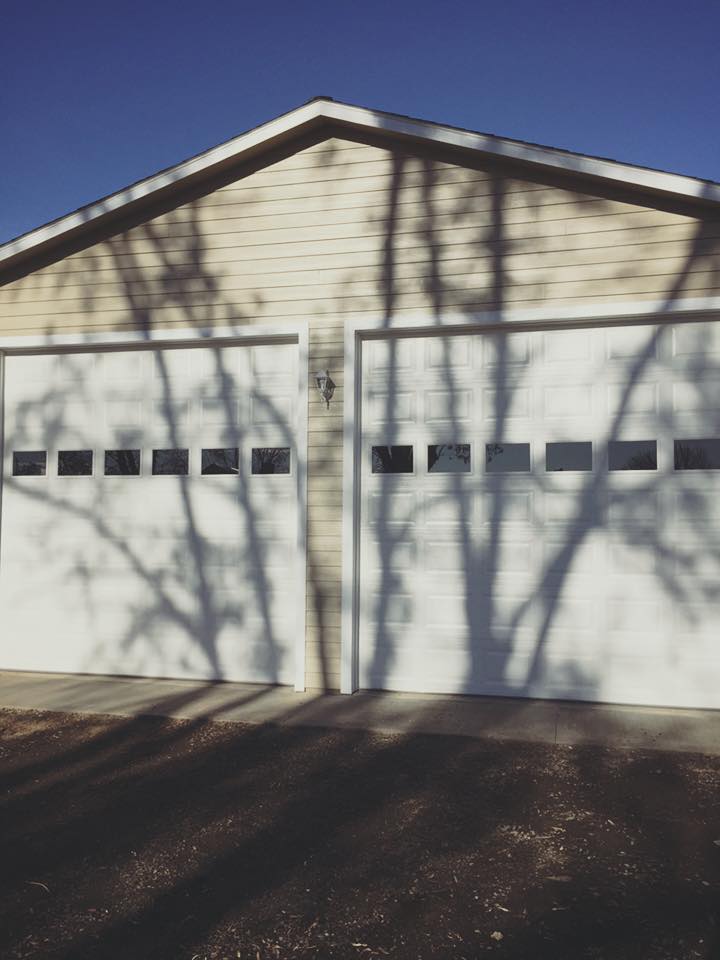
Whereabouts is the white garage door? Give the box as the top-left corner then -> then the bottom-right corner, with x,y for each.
359,321 -> 720,709
0,341 -> 301,684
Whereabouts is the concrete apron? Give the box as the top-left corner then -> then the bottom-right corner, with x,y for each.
0,669 -> 719,756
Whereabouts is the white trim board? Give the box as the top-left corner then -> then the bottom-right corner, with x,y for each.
339,299 -> 720,694
344,296 -> 720,341
0,322 -> 305,354
3,97 -> 720,271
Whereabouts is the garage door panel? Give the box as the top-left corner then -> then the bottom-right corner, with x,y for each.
366,338 -> 417,374
100,351 -> 144,382
605,381 -> 660,419
365,591 -> 415,624
366,490 -> 416,525
607,486 -> 661,525
543,490 -> 597,525
423,489 -> 474,526
542,384 -> 594,419
541,328 -> 595,364
672,320 -> 720,359
425,388 -> 472,424
426,336 -> 472,370
366,389 -> 417,426
482,537 -> 536,574
672,484 -> 720,525
480,331 -> 532,368
0,342 -> 300,685
480,488 -> 535,525
672,380 -> 720,424
606,324 -> 662,361
481,384 -> 532,423
150,398 -> 192,432
360,324 -> 720,708
423,541 -> 469,574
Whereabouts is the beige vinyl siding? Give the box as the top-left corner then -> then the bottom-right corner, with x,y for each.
3,135 -> 720,690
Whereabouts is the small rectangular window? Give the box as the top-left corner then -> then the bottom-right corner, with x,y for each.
608,440 -> 657,471
546,442 -> 592,472
152,449 -> 189,476
371,445 -> 413,474
201,448 -> 239,475
12,451 -> 46,477
485,442 -> 530,473
251,447 -> 291,475
104,449 -> 141,476
58,450 -> 93,477
428,444 -> 471,473
674,439 -> 720,470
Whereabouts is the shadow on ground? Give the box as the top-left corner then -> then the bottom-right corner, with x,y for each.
0,707 -> 718,960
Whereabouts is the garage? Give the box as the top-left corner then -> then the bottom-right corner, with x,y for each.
358,320 -> 720,709
0,339 -> 303,685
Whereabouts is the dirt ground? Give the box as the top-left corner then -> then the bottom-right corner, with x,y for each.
0,707 -> 718,960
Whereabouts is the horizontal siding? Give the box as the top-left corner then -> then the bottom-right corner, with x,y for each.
3,135 -> 720,692
8,254 -> 720,305
7,225 -> 715,296
5,267 -> 720,316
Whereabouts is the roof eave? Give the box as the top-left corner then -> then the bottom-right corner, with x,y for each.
2,98 -> 719,276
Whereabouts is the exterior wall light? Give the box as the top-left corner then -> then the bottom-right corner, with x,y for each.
315,370 -> 336,408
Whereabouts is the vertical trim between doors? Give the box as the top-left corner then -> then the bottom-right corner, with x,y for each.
294,326 -> 309,692
0,352 -> 5,571
340,329 -> 360,693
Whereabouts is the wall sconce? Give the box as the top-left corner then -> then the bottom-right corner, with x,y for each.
315,370 -> 336,409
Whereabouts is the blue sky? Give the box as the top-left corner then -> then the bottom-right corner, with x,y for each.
2,0 -> 719,244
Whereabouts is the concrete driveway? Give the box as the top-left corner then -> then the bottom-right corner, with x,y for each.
0,669 -> 719,754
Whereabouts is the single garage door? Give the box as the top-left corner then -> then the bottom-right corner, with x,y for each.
0,341 -> 301,684
359,320 -> 720,709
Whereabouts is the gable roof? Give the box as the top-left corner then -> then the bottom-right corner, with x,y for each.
2,96 -> 720,274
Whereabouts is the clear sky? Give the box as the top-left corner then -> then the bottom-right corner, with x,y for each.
2,0 -> 719,245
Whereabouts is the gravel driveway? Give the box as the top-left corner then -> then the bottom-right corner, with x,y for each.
0,707 -> 718,959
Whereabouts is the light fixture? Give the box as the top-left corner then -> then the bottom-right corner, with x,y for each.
315,369 -> 336,409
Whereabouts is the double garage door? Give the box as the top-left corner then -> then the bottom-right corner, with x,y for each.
3,322 -> 720,709
0,341 -> 300,685
360,320 -> 720,710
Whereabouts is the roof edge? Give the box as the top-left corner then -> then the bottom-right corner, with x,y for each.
3,97 -> 720,273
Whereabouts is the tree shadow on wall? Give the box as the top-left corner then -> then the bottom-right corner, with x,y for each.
364,150 -> 720,707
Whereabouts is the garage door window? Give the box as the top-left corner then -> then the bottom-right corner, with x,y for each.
58,450 -> 93,477
485,443 -> 530,473
152,449 -> 189,476
608,440 -> 657,471
371,445 -> 413,474
201,448 -> 239,475
104,450 -> 141,476
251,447 -> 291,475
12,451 -> 46,477
674,439 -> 720,470
427,444 -> 471,473
546,442 -> 593,472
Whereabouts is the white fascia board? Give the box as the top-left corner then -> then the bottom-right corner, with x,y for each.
2,98 -> 720,271
0,101 -> 323,267
322,101 -> 720,207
